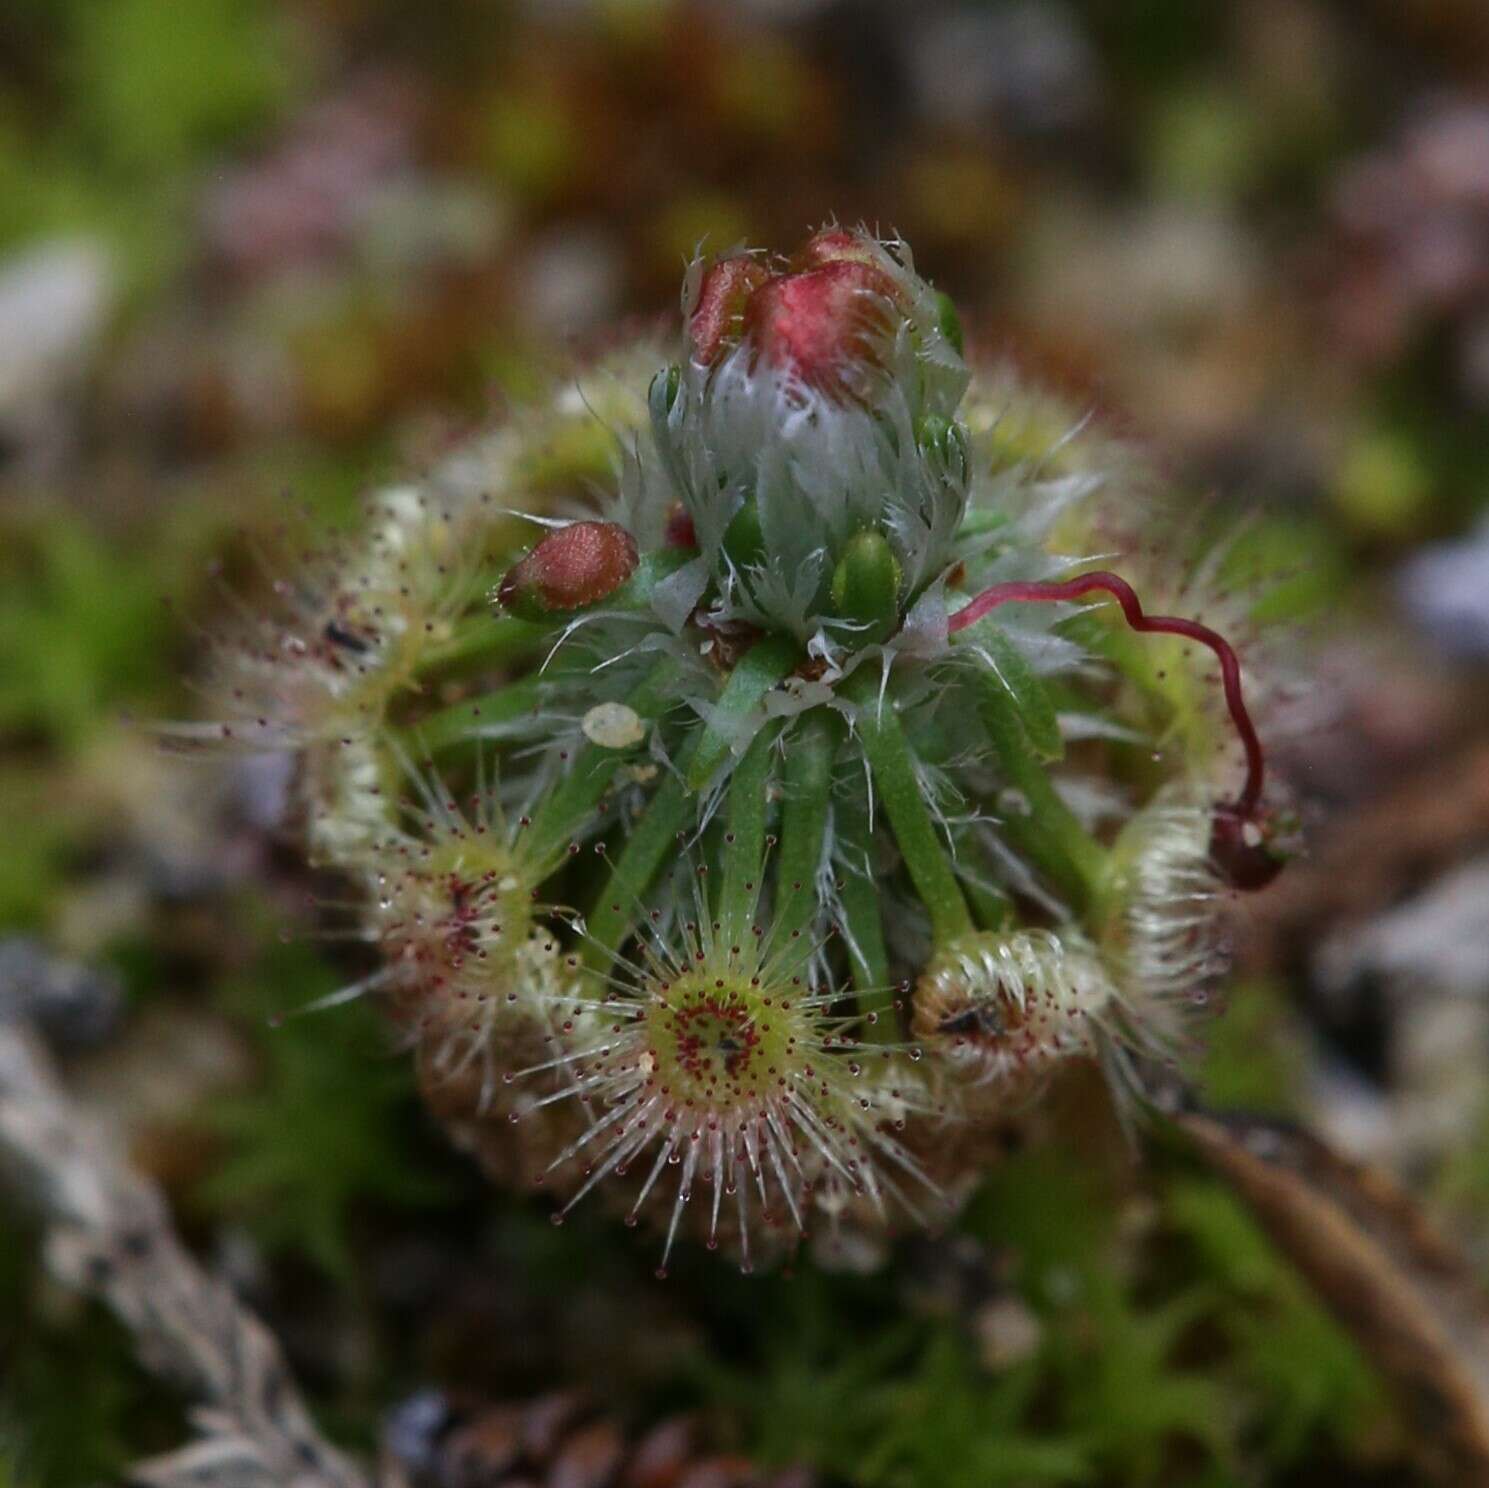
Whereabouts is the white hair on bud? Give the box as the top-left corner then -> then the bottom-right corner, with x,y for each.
914,929 -> 1116,1096
303,734 -> 396,869
1099,787 -> 1226,1060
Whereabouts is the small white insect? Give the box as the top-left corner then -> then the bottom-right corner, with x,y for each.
581,701 -> 646,749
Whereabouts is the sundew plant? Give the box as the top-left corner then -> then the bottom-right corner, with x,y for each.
183,228 -> 1290,1274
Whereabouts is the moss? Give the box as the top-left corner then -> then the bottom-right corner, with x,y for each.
1163,1176 -> 1386,1465
67,0 -> 296,177
1200,978 -> 1308,1116
0,515 -> 172,753
0,4 -> 1476,1483
191,935 -> 453,1285
671,1144 -> 1388,1485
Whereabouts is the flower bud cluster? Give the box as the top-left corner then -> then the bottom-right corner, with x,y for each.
635,229 -> 969,647
180,227 -> 1293,1270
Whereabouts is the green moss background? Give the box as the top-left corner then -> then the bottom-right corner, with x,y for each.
2,2 -> 1486,1482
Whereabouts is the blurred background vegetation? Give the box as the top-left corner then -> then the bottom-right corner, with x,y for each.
3,1 -> 1489,1483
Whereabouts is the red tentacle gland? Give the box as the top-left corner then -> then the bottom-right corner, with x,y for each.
947,570 -> 1284,891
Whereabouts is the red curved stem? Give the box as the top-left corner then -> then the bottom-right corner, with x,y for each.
947,571 -> 1264,817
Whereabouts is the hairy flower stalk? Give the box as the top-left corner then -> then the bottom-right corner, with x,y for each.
182,226 -> 1295,1269
944,568 -> 1281,888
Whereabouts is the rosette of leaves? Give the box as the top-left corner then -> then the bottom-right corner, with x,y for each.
190,228 -> 1290,1268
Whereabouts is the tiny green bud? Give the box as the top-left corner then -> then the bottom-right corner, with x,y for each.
934,290 -> 965,357
917,413 -> 970,485
722,497 -> 766,570
649,364 -> 680,419
830,528 -> 902,646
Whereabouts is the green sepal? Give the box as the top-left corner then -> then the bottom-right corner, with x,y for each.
830,529 -> 902,647
648,364 -> 690,494
489,577 -> 556,626
956,508 -> 1011,541
916,413 -> 970,484
649,364 -> 681,420
722,496 -> 766,571
607,549 -> 695,611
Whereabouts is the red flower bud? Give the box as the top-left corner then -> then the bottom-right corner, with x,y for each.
688,256 -> 771,367
791,227 -> 883,271
743,260 -> 902,395
495,521 -> 638,621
